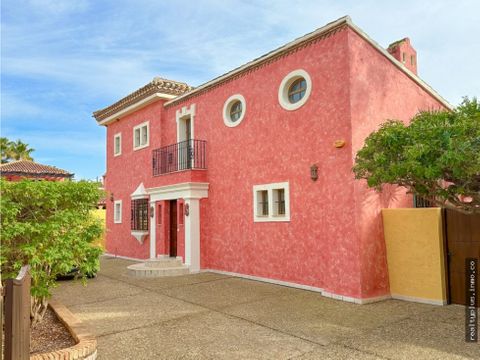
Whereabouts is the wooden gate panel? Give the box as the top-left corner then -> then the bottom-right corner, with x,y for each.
445,209 -> 480,305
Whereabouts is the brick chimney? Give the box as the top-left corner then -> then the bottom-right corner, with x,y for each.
387,38 -> 417,75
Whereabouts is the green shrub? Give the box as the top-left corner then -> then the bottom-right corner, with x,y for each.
0,179 -> 104,327
353,97 -> 480,214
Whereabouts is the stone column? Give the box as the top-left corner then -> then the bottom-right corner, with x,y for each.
149,201 -> 156,259
184,198 -> 200,272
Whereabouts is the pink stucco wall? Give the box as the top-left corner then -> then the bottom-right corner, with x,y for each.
347,29 -> 448,297
103,24 -> 448,299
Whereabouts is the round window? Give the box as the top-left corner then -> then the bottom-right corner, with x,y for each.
229,100 -> 243,122
223,94 -> 246,127
278,69 -> 312,111
288,78 -> 307,104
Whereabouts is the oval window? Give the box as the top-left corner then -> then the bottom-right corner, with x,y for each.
278,69 -> 312,111
288,78 -> 307,104
229,100 -> 243,122
223,94 -> 246,127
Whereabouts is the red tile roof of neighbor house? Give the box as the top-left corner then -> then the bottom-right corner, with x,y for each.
0,160 -> 73,178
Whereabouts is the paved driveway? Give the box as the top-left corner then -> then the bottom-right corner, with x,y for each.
53,257 -> 479,359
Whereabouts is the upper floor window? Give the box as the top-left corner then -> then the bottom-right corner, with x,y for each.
278,69 -> 312,111
133,121 -> 149,150
253,182 -> 290,222
114,133 -> 122,156
114,200 -> 122,223
223,94 -> 246,127
288,78 -> 307,104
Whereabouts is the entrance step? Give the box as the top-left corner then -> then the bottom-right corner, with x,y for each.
145,257 -> 183,268
127,257 -> 189,277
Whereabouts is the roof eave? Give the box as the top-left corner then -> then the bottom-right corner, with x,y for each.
163,16 -> 452,111
95,93 -> 176,126
345,20 -> 453,110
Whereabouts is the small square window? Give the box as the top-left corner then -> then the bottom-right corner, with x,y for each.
114,133 -> 121,156
133,122 -> 149,150
253,182 -> 290,222
114,200 -> 122,223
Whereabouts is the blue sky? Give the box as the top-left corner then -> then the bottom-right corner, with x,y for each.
1,0 -> 479,180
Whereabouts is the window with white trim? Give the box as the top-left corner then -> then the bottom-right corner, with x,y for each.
253,182 -> 290,222
131,198 -> 149,231
133,121 -> 149,150
223,94 -> 246,127
278,69 -> 312,111
114,133 -> 122,156
114,200 -> 122,223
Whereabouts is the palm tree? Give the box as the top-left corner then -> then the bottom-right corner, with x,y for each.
1,137 -> 12,163
9,139 -> 35,161
1,138 -> 35,163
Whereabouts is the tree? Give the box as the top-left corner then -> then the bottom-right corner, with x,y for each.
0,137 -> 35,163
9,139 -> 35,161
0,180 -> 104,327
1,137 -> 11,163
353,97 -> 480,214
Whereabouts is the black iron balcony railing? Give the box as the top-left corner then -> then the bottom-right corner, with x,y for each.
153,139 -> 207,176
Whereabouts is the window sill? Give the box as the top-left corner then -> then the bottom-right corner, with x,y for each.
254,216 -> 290,223
133,143 -> 149,151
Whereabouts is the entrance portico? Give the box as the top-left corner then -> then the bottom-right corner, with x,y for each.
148,182 -> 209,273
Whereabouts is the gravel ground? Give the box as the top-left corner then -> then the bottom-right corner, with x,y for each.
30,306 -> 76,354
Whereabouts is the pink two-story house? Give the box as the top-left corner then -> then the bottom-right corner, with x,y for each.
93,16 -> 450,303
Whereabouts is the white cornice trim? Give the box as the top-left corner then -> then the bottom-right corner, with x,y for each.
148,182 -> 209,201
164,16 -> 452,111
165,16 -> 350,107
98,93 -> 176,126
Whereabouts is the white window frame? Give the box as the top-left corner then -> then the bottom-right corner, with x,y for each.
253,182 -> 290,222
223,94 -> 246,127
133,121 -> 149,150
278,69 -> 312,111
114,200 -> 122,223
113,133 -> 122,156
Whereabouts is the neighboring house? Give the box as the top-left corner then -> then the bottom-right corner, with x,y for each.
0,160 -> 73,181
93,16 -> 450,303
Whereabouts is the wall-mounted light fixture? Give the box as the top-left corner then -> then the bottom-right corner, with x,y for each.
334,139 -> 346,148
310,164 -> 318,181
185,203 -> 190,216
109,193 -> 114,202
150,205 -> 154,218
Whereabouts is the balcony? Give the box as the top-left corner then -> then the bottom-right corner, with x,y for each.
153,139 -> 207,176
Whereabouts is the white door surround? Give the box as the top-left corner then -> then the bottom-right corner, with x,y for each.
147,182 -> 208,272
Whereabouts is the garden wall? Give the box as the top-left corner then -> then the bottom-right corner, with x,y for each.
382,208 -> 447,305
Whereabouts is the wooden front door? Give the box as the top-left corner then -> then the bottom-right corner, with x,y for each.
169,200 -> 177,257
445,209 -> 480,305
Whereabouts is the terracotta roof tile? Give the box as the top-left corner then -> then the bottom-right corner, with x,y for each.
0,160 -> 73,178
93,77 -> 193,122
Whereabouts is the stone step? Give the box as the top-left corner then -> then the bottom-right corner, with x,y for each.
144,258 -> 183,268
127,263 -> 190,278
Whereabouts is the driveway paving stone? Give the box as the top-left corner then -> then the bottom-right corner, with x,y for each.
52,258 -> 479,359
